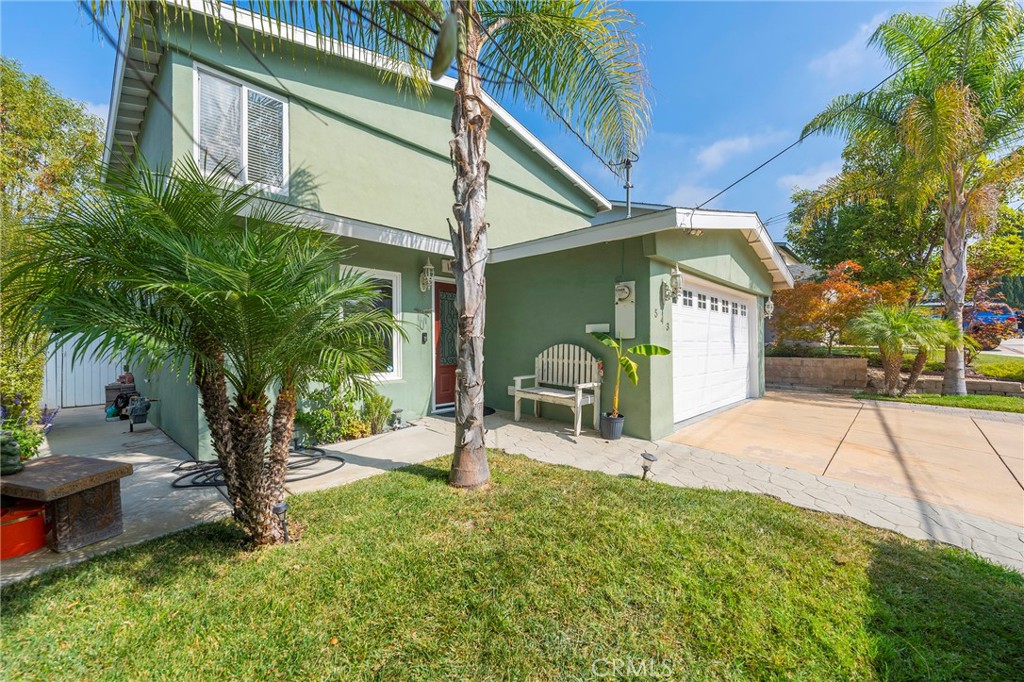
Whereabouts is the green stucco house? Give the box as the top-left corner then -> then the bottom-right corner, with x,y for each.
102,2 -> 792,458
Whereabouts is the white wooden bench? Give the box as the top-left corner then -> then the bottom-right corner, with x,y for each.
508,344 -> 602,436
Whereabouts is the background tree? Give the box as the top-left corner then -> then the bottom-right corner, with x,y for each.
989,205 -> 1024,309
0,58 -> 103,425
786,139 -> 943,291
97,0 -> 650,489
4,160 -> 397,545
769,261 -> 908,354
802,0 -> 1024,395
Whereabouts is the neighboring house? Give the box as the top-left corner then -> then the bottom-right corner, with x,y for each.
773,242 -> 818,283
93,2 -> 792,457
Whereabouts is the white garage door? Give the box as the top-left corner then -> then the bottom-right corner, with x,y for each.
672,279 -> 753,422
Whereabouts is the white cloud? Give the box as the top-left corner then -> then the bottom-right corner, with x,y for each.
85,102 -> 109,126
808,12 -> 887,80
777,159 -> 843,191
695,131 -> 786,172
664,182 -> 724,209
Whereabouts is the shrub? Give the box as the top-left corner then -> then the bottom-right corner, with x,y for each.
0,339 -> 46,424
973,359 -> 1024,382
966,321 -> 1017,354
362,392 -> 393,435
295,383 -> 388,445
0,410 -> 45,459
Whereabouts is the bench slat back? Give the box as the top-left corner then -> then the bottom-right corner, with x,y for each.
535,344 -> 600,388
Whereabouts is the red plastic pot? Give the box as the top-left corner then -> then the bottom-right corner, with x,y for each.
1,500 -> 48,560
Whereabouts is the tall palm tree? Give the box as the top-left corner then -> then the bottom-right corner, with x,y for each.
847,305 -> 962,396
803,0 -> 1024,395
3,158 -> 396,544
99,0 -> 649,489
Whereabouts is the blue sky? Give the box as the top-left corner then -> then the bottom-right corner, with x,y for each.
1,1 -> 944,240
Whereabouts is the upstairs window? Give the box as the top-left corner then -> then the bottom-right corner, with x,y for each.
195,67 -> 288,192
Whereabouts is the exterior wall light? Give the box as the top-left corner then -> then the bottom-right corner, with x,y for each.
669,266 -> 684,303
641,451 -> 657,480
764,297 -> 775,319
419,259 -> 435,292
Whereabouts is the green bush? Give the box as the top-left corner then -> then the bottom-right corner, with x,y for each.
972,359 -> 1024,382
362,392 -> 393,435
295,383 -> 392,445
0,336 -> 46,423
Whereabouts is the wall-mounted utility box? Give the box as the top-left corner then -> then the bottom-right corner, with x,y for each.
614,281 -> 636,339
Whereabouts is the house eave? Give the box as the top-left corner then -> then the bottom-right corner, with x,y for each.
490,207 -> 795,291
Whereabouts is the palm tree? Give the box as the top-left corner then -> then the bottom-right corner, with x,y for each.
803,0 -> 1024,396
98,0 -> 649,489
847,305 -> 962,396
3,158 -> 396,544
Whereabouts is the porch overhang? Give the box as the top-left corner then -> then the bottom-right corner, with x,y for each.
488,207 -> 795,291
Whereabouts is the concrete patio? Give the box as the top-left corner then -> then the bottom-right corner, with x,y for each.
3,393 -> 1022,584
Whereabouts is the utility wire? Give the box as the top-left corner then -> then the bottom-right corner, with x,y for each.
696,4 -> 985,209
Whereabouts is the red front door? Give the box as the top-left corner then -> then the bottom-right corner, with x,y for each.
434,282 -> 458,406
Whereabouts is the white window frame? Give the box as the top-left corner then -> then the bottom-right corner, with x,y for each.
346,266 -> 403,382
193,64 -> 290,194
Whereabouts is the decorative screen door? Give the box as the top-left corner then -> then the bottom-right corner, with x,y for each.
434,282 -> 458,406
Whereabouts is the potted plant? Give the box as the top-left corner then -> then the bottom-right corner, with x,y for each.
590,332 -> 670,440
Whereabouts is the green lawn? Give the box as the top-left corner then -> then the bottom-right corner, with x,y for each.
973,354 -> 1024,382
2,453 -> 1021,681
856,392 -> 1024,413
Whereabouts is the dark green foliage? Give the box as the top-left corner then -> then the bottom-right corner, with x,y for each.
998,276 -> 1024,309
786,188 -> 942,287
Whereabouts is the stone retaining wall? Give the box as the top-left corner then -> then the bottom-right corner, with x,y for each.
903,375 -> 1023,397
765,357 -> 867,391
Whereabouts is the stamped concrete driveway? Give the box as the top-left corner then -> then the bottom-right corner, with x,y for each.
668,391 -> 1024,526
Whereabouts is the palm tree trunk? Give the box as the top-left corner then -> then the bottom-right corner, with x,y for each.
229,392 -> 280,545
266,386 -> 297,511
881,348 -> 902,397
900,348 -> 928,397
940,190 -> 968,396
193,345 -> 239,502
447,3 -> 491,489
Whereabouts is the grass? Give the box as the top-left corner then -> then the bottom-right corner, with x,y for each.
973,354 -> 1024,382
2,452 -> 1022,681
855,392 -> 1024,413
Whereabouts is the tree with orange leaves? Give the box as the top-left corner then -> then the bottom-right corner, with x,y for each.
770,261 -> 908,355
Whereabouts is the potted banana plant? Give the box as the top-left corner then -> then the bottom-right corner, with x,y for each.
590,332 -> 670,440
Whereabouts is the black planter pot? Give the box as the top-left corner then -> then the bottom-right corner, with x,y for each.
600,413 -> 625,440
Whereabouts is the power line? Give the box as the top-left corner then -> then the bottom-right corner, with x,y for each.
696,4 -> 985,209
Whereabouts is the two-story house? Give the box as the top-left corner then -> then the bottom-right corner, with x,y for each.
97,1 -> 792,457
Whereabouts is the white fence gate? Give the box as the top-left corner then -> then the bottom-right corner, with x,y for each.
42,336 -> 123,409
